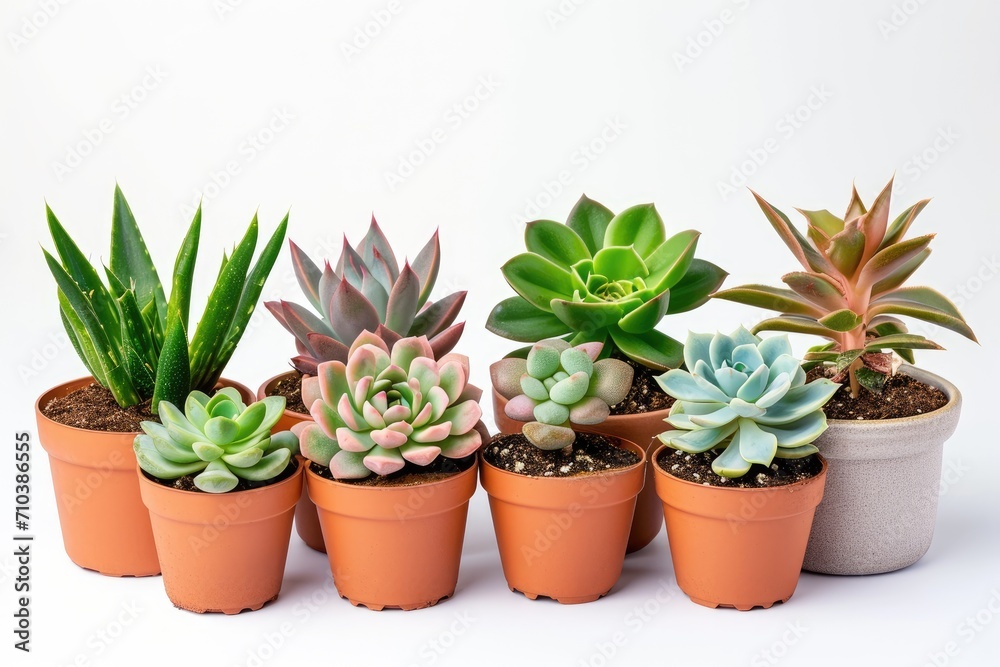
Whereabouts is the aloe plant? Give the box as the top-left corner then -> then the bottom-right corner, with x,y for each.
714,179 -> 977,396
43,186 -> 286,413
266,219 -> 466,375
487,195 -> 727,370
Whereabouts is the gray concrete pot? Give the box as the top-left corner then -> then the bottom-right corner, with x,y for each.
803,366 -> 961,575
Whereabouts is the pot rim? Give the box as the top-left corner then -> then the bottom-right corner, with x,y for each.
304,454 -> 479,494
137,455 -> 304,499
823,365 -> 960,429
36,376 -> 254,437
650,443 -> 828,495
257,369 -> 312,420
480,434 -> 647,484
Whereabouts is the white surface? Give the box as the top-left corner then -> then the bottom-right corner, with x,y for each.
2,1 -> 1000,665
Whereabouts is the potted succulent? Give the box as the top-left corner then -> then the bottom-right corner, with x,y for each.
652,328 -> 840,610
36,186 -> 284,576
293,332 -> 485,610
261,219 -> 467,552
714,179 -> 976,575
487,195 -> 727,552
134,389 -> 301,613
484,338 -> 646,604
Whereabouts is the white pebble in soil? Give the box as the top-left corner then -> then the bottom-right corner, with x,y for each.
513,461 -> 525,473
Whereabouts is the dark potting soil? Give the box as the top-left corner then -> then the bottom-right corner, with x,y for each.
609,354 -> 675,416
484,432 -> 640,478
268,372 -> 309,414
148,456 -> 300,493
656,447 -> 823,489
806,367 -> 948,420
309,454 -> 476,488
42,382 -> 158,432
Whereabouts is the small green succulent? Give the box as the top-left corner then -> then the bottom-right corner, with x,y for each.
491,339 -> 633,451
656,328 -> 839,478
487,195 -> 727,371
134,388 -> 298,493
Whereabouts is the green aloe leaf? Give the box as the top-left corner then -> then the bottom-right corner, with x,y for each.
796,208 -> 844,241
566,195 -> 613,256
110,185 -> 166,324
605,203 -> 666,257
58,294 -> 107,385
856,367 -> 887,394
865,333 -> 943,352
781,272 -> 847,311
869,289 -> 977,342
827,222 -> 866,277
618,290 -> 670,334
665,259 -> 727,314
486,296 -> 571,342
645,230 -> 700,290
550,299 -> 623,335
525,220 -> 591,265
752,315 -> 833,338
166,206 -> 201,333
857,234 -> 935,289
152,318 -> 191,415
713,284 -> 822,317
501,253 -> 575,312
878,199 -> 930,252
609,327 -> 684,371
751,191 -> 835,275
870,248 -> 930,296
818,309 -> 863,332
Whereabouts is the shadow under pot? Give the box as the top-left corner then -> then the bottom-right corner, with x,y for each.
479,435 -> 645,604
492,389 -> 667,555
305,457 -> 479,611
652,444 -> 827,611
35,376 -> 253,578
137,459 -> 303,614
803,366 -> 962,575
258,370 -> 325,554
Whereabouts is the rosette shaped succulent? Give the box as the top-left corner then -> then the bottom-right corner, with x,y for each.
714,179 -> 976,396
491,339 -> 633,451
487,195 -> 727,370
133,388 -> 298,493
295,333 -> 484,479
656,328 -> 839,478
266,219 -> 466,375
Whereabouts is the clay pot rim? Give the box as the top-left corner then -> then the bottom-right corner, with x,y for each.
491,387 -> 670,427
36,376 -> 254,437
823,365 -> 960,429
304,455 -> 479,494
651,443 -> 828,495
137,456 -> 304,499
258,369 -> 312,421
481,434 -> 647,484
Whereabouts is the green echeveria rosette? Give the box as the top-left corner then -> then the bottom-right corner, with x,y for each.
134,388 -> 299,493
486,195 -> 727,371
656,327 -> 840,478
491,338 -> 633,451
294,332 -> 484,479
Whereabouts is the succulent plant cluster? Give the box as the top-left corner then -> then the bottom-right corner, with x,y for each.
715,179 -> 976,395
134,388 -> 298,493
295,333 -> 484,479
491,339 -> 633,451
657,328 -> 839,478
266,219 -> 466,376
43,186 -> 286,412
487,195 -> 727,371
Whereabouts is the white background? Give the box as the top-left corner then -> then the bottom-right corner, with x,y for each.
2,1 -> 1000,665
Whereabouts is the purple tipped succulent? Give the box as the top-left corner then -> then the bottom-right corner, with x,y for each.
293,332 -> 484,479
266,218 -> 467,375
490,339 -> 633,451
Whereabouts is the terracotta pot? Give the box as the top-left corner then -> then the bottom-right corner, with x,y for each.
258,371 -> 325,553
138,460 -> 302,613
803,366 -> 962,575
492,388 -> 665,553
306,458 -> 478,610
35,376 -> 252,577
652,444 -> 827,610
480,437 -> 645,604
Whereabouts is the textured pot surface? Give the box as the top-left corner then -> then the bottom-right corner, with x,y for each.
258,371 -> 325,553
492,388 -> 665,553
653,445 -> 827,611
803,366 -> 962,575
138,460 -> 302,614
307,458 -> 478,611
36,376 -> 252,577
480,438 -> 645,604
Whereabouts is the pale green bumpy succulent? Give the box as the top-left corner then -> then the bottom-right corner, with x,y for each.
134,388 -> 299,493
490,339 -> 633,451
656,328 -> 839,478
